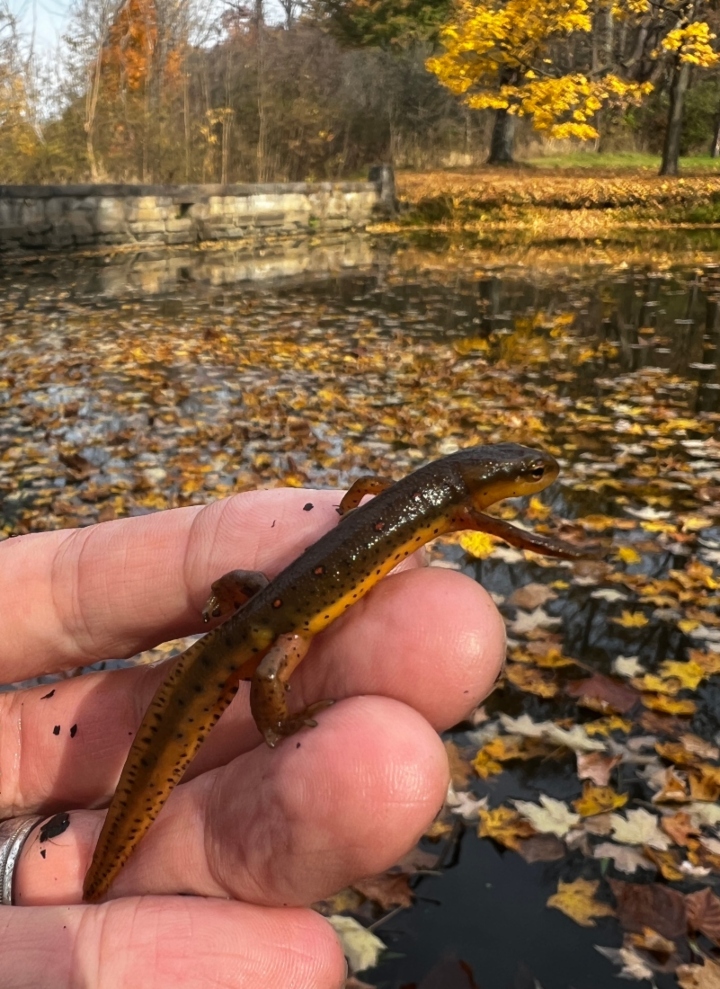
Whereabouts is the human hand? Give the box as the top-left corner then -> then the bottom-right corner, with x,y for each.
1,488 -> 505,988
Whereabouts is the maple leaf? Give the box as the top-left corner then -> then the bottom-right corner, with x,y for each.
500,713 -> 606,752
613,655 -> 645,678
677,957 -> 720,989
327,916 -> 386,974
609,879 -> 686,939
659,659 -> 706,690
609,809 -> 671,849
353,873 -> 414,911
508,582 -> 557,610
577,751 -> 622,786
566,672 -> 639,714
505,662 -> 558,697
509,606 -> 562,635
513,795 -> 580,837
458,531 -> 497,559
547,878 -> 615,928
595,944 -> 654,981
593,841 -> 655,875
642,694 -> 696,716
573,782 -> 628,817
478,806 -> 535,850
612,610 -> 650,629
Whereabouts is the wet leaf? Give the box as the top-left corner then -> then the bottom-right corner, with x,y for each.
547,878 -> 615,928
327,916 -> 386,974
609,809 -> 671,850
573,782 -> 628,817
478,806 -> 536,850
513,795 -> 580,837
577,751 -> 622,786
353,873 -> 414,911
609,879 -> 687,939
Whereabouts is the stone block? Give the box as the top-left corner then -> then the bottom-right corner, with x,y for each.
165,218 -> 194,232
128,220 -> 167,235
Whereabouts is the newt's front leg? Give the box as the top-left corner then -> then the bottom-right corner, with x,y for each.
250,633 -> 334,747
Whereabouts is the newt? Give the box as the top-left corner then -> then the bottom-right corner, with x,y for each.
83,442 -> 592,902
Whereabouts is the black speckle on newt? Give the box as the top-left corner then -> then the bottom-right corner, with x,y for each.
83,442 -> 593,903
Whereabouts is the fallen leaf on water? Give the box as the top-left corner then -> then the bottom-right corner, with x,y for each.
513,795 -> 581,838
352,872 -> 414,911
642,694 -> 697,716
508,582 -> 557,610
478,806 -> 536,850
459,531 -> 497,559
509,606 -> 563,635
661,811 -> 699,846
505,662 -> 558,698
642,846 -> 685,881
577,751 -> 622,786
595,943 -> 654,981
500,713 -> 606,752
613,655 -> 645,678
677,956 -> 720,989
609,879 -> 686,939
612,610 -> 650,628
515,834 -> 566,863
686,887 -> 720,946
444,739 -> 473,788
628,927 -> 677,956
609,809 -> 671,850
573,782 -> 628,817
327,916 -> 385,974
592,841 -> 655,875
547,878 -> 615,927
566,672 -> 639,714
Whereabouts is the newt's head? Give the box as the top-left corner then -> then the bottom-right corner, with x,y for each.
456,443 -> 560,511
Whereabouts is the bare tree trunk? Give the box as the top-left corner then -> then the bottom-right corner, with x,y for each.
255,0 -> 268,182
85,48 -> 104,180
487,108 -> 516,165
660,58 -> 690,176
184,70 -> 190,180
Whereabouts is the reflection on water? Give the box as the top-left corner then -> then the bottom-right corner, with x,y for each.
1,235 -> 720,988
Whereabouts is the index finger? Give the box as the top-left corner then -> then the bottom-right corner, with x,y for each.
0,489 -> 345,683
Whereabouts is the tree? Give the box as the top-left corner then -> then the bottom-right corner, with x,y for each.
314,0 -> 453,47
426,0 -> 650,164
610,1 -> 719,175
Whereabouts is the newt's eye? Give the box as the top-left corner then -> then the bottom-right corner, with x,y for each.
530,466 -> 545,481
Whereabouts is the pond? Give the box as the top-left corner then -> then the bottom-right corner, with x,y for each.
1,233 -> 719,988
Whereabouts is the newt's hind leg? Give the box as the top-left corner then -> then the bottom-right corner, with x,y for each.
202,569 -> 270,622
338,476 -> 393,516
250,633 -> 333,747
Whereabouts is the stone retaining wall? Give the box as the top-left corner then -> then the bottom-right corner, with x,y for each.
0,176 -> 389,254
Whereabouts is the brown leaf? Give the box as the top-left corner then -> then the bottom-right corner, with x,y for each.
661,811 -> 700,846
352,873 -> 414,911
515,834 -> 566,863
566,673 -> 639,714
639,709 -> 691,737
610,880 -> 687,939
686,888 -> 720,946
444,739 -> 472,788
508,582 -> 558,610
577,751 -> 622,786
677,957 -> 720,989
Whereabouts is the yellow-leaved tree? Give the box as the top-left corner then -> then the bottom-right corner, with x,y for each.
426,0 -> 651,163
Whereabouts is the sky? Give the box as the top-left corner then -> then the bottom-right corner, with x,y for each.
8,0 -> 288,53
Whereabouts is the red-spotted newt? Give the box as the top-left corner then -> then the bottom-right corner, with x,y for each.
83,442 -> 592,902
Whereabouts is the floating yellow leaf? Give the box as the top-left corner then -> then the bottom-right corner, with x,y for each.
506,662 -> 558,698
459,531 -> 497,559
478,806 -> 535,850
642,694 -> 696,716
547,878 -> 615,928
679,619 -> 701,634
573,782 -> 629,817
617,546 -> 642,565
659,659 -> 705,691
584,716 -> 633,736
612,610 -> 649,628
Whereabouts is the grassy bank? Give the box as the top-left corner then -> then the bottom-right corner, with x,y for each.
385,163 -> 720,236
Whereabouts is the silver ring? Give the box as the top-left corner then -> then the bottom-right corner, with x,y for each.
0,815 -> 43,905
